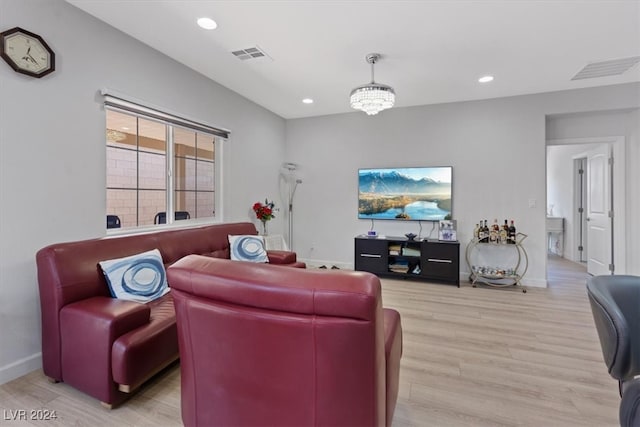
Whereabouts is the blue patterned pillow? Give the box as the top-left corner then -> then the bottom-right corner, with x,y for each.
99,249 -> 170,302
228,235 -> 269,263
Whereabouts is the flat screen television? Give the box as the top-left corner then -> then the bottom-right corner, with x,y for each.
358,166 -> 452,221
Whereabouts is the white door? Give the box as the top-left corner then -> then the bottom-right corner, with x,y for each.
586,144 -> 612,276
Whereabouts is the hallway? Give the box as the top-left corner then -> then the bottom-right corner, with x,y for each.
547,253 -> 589,288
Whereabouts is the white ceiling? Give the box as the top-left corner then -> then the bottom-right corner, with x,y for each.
66,0 -> 640,119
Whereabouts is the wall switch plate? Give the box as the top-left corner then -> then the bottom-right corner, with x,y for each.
528,198 -> 537,208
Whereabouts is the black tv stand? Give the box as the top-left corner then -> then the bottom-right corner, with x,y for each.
354,236 -> 460,286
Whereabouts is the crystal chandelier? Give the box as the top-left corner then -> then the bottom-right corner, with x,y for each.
350,53 -> 395,115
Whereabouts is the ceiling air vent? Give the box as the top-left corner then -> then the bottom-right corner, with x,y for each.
572,56 -> 640,80
231,46 -> 271,61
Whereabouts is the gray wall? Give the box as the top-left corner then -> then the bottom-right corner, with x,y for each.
285,83 -> 640,282
546,109 -> 632,139
0,0 -> 286,383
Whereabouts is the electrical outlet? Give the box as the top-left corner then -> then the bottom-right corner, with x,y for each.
528,198 -> 537,208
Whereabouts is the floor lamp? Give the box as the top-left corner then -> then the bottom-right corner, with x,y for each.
284,163 -> 302,250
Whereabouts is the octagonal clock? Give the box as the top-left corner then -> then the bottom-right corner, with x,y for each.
0,27 -> 55,78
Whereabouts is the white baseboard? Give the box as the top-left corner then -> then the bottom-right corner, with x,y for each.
0,353 -> 41,385
521,277 -> 548,288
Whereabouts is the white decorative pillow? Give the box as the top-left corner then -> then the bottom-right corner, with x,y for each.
228,235 -> 269,263
99,249 -> 170,303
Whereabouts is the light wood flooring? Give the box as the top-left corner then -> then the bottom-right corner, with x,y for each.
0,256 -> 618,426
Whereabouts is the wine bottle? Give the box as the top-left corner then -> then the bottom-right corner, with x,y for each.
489,219 -> 499,243
482,220 -> 489,243
500,219 -> 508,244
509,220 -> 516,244
474,223 -> 480,241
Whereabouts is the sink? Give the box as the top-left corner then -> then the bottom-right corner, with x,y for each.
546,217 -> 564,232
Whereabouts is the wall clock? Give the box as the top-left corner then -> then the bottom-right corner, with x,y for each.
0,27 -> 55,78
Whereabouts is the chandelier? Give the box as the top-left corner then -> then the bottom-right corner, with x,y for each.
350,53 -> 395,115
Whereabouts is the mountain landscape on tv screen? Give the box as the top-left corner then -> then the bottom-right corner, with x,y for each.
358,170 -> 451,220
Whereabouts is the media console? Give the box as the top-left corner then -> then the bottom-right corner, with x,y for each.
354,236 -> 460,286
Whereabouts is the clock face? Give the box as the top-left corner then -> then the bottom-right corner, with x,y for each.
0,27 -> 55,78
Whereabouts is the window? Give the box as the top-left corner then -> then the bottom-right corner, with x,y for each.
105,94 -> 228,230
173,127 -> 215,219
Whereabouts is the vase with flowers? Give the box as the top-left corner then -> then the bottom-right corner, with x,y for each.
252,199 -> 275,235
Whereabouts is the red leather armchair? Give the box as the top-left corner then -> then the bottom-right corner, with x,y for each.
168,255 -> 402,427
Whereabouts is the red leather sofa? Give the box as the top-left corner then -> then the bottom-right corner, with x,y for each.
168,255 -> 403,427
36,222 -> 304,407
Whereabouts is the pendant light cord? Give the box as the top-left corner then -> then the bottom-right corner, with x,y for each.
370,60 -> 375,83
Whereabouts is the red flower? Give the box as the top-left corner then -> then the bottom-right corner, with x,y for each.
252,199 -> 275,222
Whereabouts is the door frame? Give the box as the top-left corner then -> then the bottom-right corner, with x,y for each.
572,157 -> 587,263
547,136 -> 626,274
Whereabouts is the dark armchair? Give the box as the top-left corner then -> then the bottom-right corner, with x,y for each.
106,215 -> 121,229
154,211 -> 190,224
620,378 -> 640,426
587,275 -> 640,426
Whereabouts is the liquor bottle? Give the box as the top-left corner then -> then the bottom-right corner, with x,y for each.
500,220 -> 508,244
489,219 -> 499,243
509,220 -> 516,244
486,220 -> 491,243
482,220 -> 489,243
474,223 -> 480,241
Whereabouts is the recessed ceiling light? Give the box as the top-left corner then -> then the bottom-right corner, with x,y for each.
121,127 -> 130,131
478,75 -> 494,83
302,98 -> 314,104
197,17 -> 218,30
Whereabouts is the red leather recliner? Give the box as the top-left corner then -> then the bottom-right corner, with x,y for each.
168,255 -> 403,427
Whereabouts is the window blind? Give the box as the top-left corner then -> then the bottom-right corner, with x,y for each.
102,90 -> 230,139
